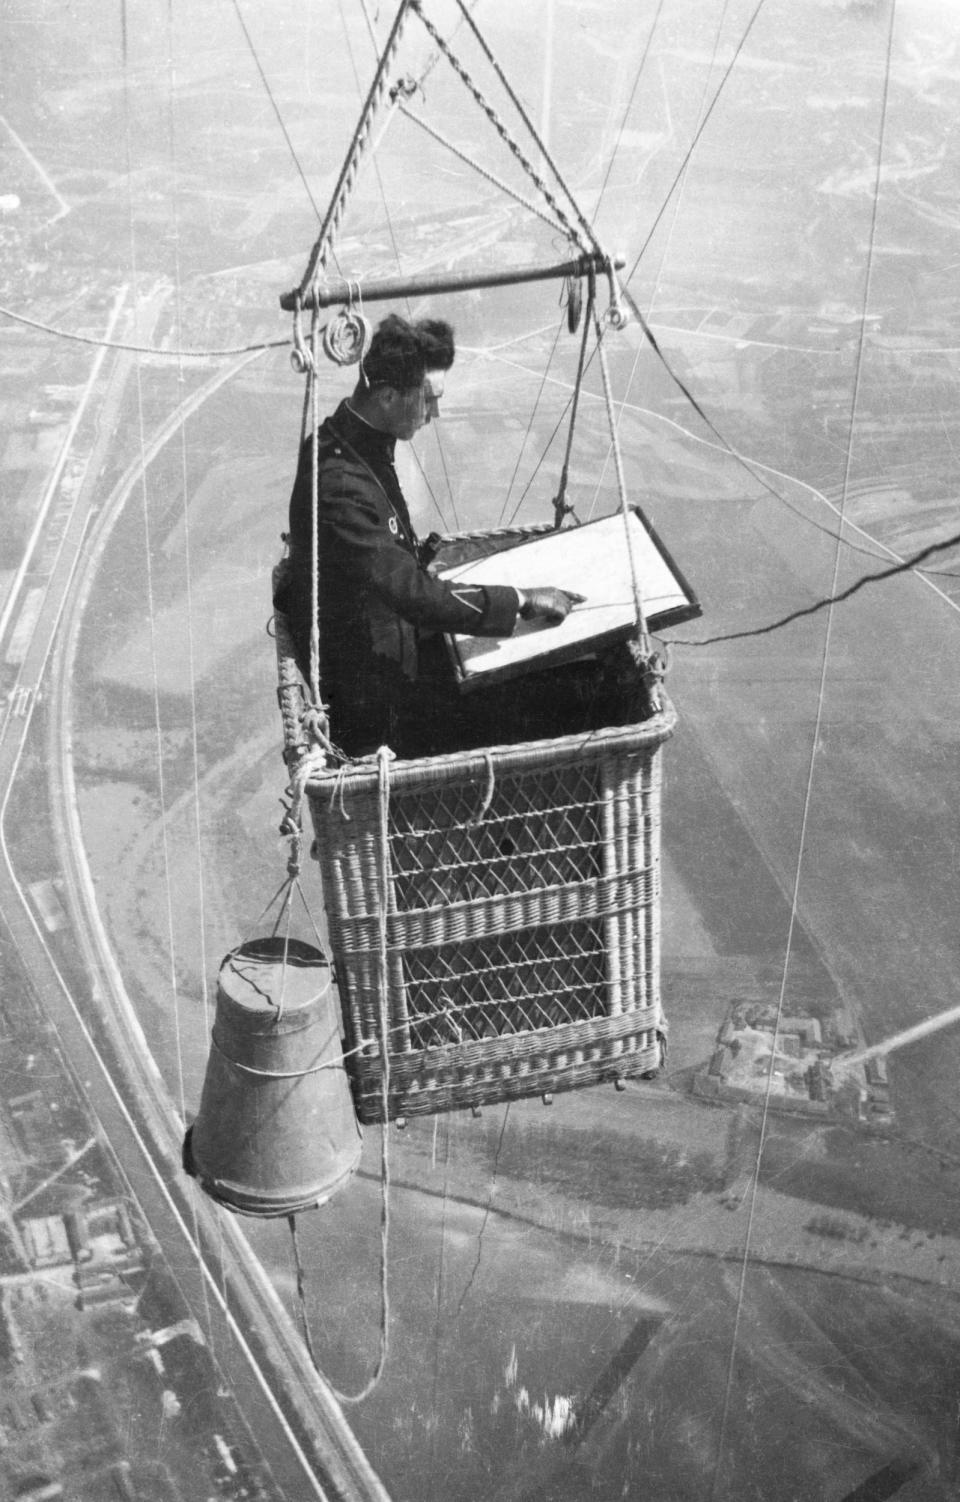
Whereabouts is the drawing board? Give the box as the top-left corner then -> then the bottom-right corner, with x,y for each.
440,508 -> 701,689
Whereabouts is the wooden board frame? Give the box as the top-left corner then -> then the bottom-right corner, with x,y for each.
439,507 -> 701,692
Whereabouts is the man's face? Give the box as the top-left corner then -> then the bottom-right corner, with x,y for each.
387,369 -> 445,441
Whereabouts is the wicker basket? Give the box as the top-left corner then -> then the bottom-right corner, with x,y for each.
306,709 -> 674,1123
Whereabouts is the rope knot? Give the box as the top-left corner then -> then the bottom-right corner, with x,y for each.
551,492 -> 576,529
389,74 -> 420,104
300,702 -> 332,748
278,799 -> 300,839
286,836 -> 303,880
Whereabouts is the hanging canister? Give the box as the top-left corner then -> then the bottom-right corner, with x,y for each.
183,936 -> 361,1217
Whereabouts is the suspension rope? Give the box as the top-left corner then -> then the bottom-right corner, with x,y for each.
710,2 -> 898,1491
613,282 -> 898,564
594,0 -> 731,514
229,0 -> 323,221
410,437 -> 460,532
450,0 -> 601,257
123,0 -> 217,1345
626,0 -> 769,280
366,0 -> 482,159
164,9 -> 214,1055
308,317 -> 323,709
497,314 -> 566,528
296,0 -> 415,304
479,321 -> 906,568
591,0 -> 667,222
550,272 -> 595,528
601,0 -> 779,497
353,0 -> 458,531
399,105 -> 570,236
592,308 -> 649,651
352,0 -> 415,307
410,1 -> 587,253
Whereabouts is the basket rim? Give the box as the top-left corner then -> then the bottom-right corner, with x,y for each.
306,695 -> 676,798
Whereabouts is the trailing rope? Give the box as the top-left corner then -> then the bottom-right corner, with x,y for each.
281,748 -> 395,1407
321,747 -> 395,1405
668,507 -> 960,647
612,282 -> 895,569
273,752 -> 393,1406
288,1215 -> 323,1374
0,303 -> 288,358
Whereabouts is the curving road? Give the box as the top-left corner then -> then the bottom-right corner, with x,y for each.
0,313 -> 390,1502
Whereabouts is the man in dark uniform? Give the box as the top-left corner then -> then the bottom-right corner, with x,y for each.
277,313 -> 580,758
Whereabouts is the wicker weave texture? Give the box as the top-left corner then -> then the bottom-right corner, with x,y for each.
308,713 -> 674,1122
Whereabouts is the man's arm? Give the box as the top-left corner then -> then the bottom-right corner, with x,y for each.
321,476 -> 521,637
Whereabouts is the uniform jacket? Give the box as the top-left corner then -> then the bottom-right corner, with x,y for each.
278,400 -> 520,701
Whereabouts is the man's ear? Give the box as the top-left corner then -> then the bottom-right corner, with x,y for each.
372,386 -> 398,418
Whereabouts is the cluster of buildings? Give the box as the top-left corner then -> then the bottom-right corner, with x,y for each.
0,962 -> 278,1502
693,1001 -> 891,1123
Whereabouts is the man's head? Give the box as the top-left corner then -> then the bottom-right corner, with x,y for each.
352,314 -> 454,440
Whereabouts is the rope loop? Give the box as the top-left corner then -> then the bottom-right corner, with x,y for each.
603,258 -> 628,330
290,297 -> 314,375
466,752 -> 496,826
322,306 -> 372,367
565,275 -> 582,334
289,345 -> 312,375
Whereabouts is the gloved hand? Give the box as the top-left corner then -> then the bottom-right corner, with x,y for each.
518,587 -> 586,624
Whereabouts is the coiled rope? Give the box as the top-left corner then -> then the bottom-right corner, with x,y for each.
322,304 -> 372,367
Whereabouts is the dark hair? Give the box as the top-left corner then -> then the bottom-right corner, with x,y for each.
363,314 -> 455,390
